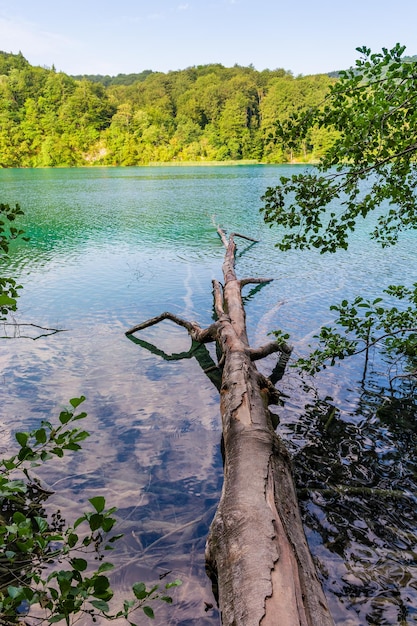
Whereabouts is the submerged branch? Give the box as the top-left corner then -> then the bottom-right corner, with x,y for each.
231,232 -> 259,243
212,215 -> 259,248
298,485 -> 414,500
1,322 -> 66,340
240,277 -> 273,287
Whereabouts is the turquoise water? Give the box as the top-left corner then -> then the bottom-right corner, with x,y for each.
1,165 -> 417,624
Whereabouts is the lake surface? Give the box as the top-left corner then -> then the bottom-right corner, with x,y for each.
1,165 -> 417,624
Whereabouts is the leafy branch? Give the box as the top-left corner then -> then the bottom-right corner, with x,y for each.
0,397 -> 181,625
294,285 -> 417,378
0,202 -> 27,320
261,43 -> 417,253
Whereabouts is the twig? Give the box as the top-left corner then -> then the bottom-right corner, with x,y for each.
1,322 -> 66,340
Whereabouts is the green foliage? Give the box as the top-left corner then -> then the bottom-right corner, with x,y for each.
0,51 -> 29,75
70,70 -> 155,87
261,44 -> 417,378
260,73 -> 336,163
0,397 -> 181,624
0,202 -> 26,319
261,43 -> 417,253
0,202 -> 25,256
269,329 -> 291,349
295,286 -> 417,376
0,51 -> 336,166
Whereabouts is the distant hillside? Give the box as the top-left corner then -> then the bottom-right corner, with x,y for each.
0,48 -> 414,168
70,70 -> 155,86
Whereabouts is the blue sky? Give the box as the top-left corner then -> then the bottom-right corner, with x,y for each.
0,0 -> 415,76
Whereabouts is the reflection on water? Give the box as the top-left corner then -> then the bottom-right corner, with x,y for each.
283,380 -> 417,625
1,166 -> 417,624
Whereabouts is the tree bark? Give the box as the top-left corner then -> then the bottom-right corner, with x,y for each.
126,227 -> 334,626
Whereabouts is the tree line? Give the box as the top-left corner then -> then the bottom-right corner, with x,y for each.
0,51 -> 337,167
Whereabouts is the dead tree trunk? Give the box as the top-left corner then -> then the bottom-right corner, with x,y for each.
126,227 -> 334,626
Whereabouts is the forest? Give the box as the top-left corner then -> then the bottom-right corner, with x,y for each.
0,51 -> 337,167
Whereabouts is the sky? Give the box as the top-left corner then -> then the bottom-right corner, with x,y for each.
0,0 -> 416,77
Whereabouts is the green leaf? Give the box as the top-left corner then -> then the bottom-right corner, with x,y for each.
69,396 -> 86,408
7,585 -> 23,599
59,410 -> 72,425
143,606 -> 155,619
165,579 -> 182,589
73,430 -> 90,442
3,459 -> 16,470
67,532 -> 78,548
18,446 -> 32,461
34,516 -> 49,533
63,442 -> 81,451
102,517 -> 115,532
71,558 -> 88,572
12,511 -> 26,524
123,599 -> 136,612
89,496 -> 106,513
90,599 -> 110,612
88,513 -> 103,531
73,411 -> 88,421
74,516 -> 86,529
35,428 -> 47,443
108,533 -> 123,543
132,582 -> 148,600
0,294 -> 16,306
93,575 -> 111,593
15,431 -> 29,447
98,562 -> 114,573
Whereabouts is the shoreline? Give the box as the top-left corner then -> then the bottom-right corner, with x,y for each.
0,160 -> 319,170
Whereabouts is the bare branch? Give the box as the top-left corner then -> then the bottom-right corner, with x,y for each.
1,322 -> 66,340
353,327 -> 417,355
325,142 -> 417,183
125,311 -> 218,343
246,341 -> 292,361
217,226 -> 229,248
240,277 -> 273,288
231,232 -> 259,243
211,215 -> 259,247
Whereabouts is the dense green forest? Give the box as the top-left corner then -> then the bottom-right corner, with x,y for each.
0,51 -> 338,167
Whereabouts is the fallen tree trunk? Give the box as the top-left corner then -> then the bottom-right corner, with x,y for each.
126,227 -> 334,626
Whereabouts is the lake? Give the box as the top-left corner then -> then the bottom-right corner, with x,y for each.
1,165 -> 417,625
